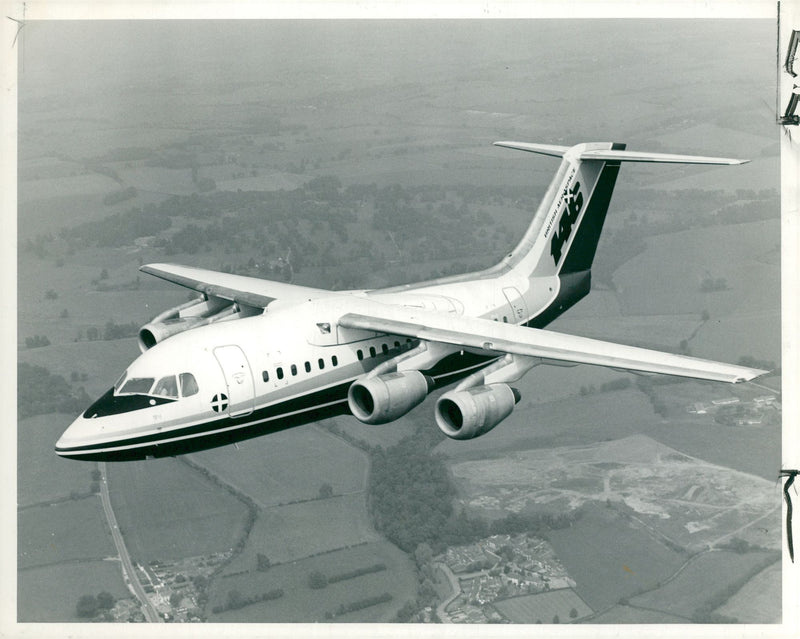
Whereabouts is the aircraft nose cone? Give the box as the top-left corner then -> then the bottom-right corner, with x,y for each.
55,414 -> 100,456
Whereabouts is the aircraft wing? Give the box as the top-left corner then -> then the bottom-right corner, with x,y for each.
339,304 -> 768,383
140,263 -> 331,309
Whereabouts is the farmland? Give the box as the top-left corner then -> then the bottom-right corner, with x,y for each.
18,561 -> 129,622
207,541 -> 417,622
188,424 -> 367,508
493,589 -> 593,624
107,457 -> 249,563
629,550 -> 780,621
19,498 -> 117,568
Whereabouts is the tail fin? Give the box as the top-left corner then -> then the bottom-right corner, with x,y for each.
493,141 -> 747,280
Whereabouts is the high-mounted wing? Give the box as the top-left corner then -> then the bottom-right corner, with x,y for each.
141,263 -> 331,309
339,302 -> 767,384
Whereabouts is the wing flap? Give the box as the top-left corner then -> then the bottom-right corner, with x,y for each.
339,306 -> 767,384
141,263 -> 330,309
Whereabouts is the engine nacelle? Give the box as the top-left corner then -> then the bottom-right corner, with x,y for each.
348,370 -> 434,425
435,384 -> 521,440
138,297 -> 235,352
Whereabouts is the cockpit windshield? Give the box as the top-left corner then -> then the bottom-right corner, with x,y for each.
115,372 -> 199,399
119,377 -> 156,395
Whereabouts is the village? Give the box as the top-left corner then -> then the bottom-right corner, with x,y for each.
436,533 -> 577,623
687,394 -> 780,426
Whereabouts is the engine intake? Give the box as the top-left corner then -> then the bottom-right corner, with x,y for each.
348,370 -> 434,424
435,384 -> 521,440
137,297 -> 236,352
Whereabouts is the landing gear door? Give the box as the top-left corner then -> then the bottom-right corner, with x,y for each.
213,345 -> 255,418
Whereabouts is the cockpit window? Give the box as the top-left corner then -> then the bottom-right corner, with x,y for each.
119,377 -> 155,395
180,373 -> 199,397
114,371 -> 127,393
153,375 -> 178,399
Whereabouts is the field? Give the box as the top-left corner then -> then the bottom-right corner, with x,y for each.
189,424 -> 367,508
714,560 -> 781,623
17,414 -> 97,507
207,541 -> 417,622
107,457 -> 249,563
18,561 -> 129,622
586,605 -> 686,624
18,497 -> 117,569
493,589 -> 593,624
225,493 -> 380,567
544,503 -> 686,610
629,550 -> 779,620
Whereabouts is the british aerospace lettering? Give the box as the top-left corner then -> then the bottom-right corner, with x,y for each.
550,180 -> 584,266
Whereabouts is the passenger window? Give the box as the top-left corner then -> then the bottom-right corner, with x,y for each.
262,371 -> 269,383
153,375 -> 178,398
119,377 -> 155,395
180,373 -> 199,397
277,367 -> 284,380
318,358 -> 325,370
369,346 -> 376,358
332,355 -> 338,367
503,316 -> 508,323
357,349 -> 363,361
291,364 -> 298,376
382,343 -> 389,354
305,361 -> 311,373
394,341 -> 400,349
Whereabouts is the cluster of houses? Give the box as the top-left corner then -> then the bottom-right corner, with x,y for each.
440,533 -> 576,620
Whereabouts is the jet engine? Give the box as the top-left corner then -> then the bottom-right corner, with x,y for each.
435,383 -> 521,440
348,370 -> 434,425
138,297 -> 237,352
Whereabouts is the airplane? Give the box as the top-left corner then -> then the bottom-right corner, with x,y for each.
55,141 -> 769,462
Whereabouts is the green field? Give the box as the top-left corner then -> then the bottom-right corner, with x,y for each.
17,414 -> 96,507
207,541 -> 417,622
435,389 -> 660,462
189,424 -> 367,508
225,493 -> 380,568
544,503 -> 685,610
19,498 -> 117,569
714,560 -> 781,623
107,457 -> 249,563
493,589 -> 593,624
629,550 -> 779,620
586,605 -> 687,624
18,560 -> 130,622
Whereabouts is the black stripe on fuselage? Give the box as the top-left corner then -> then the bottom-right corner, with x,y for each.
56,351 -> 496,461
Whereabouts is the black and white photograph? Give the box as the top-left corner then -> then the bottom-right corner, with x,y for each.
6,2 -> 798,635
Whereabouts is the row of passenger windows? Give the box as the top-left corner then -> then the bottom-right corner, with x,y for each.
260,339 -> 412,383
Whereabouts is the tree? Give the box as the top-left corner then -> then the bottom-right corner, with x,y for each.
552,614 -> 560,624
257,553 -> 271,572
318,483 -> 333,499
96,591 -> 115,610
170,592 -> 183,608
226,589 -> 244,610
569,607 -> 578,619
76,594 -> 98,618
308,570 -> 328,589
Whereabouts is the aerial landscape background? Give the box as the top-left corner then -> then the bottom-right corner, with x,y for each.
15,19 -> 782,625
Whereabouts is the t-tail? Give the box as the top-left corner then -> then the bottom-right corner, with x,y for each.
493,141 -> 748,282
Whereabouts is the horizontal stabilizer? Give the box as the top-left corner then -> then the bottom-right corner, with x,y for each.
494,141 -> 748,165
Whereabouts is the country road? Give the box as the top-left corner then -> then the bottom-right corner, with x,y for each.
97,462 -> 163,623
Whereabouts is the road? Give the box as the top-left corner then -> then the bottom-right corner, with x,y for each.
97,462 -> 163,623
434,562 -> 461,623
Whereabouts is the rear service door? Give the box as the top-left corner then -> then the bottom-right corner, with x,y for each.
213,345 -> 255,417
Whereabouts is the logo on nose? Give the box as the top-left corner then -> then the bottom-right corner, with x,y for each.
211,393 -> 229,413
